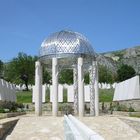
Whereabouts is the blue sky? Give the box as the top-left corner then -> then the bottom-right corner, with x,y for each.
0,0 -> 140,62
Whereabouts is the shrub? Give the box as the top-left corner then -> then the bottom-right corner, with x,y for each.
115,104 -> 128,111
26,104 -> 29,109
113,102 -> 135,112
85,104 -> 90,113
59,103 -> 73,115
0,101 -> 24,113
101,102 -> 108,113
0,108 -> 5,113
128,106 -> 135,112
102,102 -> 105,111
109,102 -> 113,114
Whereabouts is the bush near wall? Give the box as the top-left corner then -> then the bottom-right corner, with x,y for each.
112,102 -> 135,112
0,101 -> 24,113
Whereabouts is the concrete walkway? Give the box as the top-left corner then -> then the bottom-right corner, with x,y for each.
5,115 -> 140,140
6,115 -> 64,140
80,116 -> 140,140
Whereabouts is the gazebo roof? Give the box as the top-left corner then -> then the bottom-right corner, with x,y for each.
39,30 -> 96,68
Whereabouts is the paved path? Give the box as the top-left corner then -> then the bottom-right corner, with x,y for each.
6,115 -> 64,140
119,117 -> 140,133
80,116 -> 140,140
5,115 -> 140,140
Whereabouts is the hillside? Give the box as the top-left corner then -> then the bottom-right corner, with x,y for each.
98,46 -> 140,74
1,46 -> 140,75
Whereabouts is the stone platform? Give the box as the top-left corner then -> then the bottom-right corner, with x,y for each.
6,115 -> 64,140
5,114 -> 140,140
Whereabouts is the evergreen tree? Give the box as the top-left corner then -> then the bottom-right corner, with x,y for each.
117,64 -> 136,82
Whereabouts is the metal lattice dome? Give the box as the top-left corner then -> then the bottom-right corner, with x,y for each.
39,30 -> 96,68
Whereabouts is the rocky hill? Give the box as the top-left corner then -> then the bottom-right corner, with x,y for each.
98,46 -> 140,74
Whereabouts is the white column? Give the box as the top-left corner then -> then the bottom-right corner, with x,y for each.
94,61 -> 99,116
35,61 -> 42,116
78,57 -> 84,117
52,58 -> 58,116
73,65 -> 78,115
89,64 -> 95,116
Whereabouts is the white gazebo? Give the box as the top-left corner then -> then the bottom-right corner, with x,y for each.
35,30 -> 99,117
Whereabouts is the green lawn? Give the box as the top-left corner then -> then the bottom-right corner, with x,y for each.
16,91 -> 32,103
16,88 -> 114,103
99,89 -> 114,102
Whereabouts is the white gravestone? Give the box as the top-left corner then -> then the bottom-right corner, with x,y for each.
9,83 -> 13,102
112,83 -> 117,89
42,84 -> 46,103
50,84 -> 63,102
84,85 -> 90,102
101,83 -> 105,89
58,84 -> 63,102
98,83 -> 102,89
0,79 -> 16,102
106,84 -> 111,89
5,81 -> 10,101
113,76 -> 140,101
32,84 -> 46,103
11,84 -> 16,102
67,85 -> 74,102
1,80 -> 7,101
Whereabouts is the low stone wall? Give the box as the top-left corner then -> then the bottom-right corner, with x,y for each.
0,112 -> 26,119
5,112 -> 26,118
24,101 -> 140,115
0,117 -> 19,139
113,111 -> 140,117
113,111 -> 130,116
129,112 -> 140,117
117,99 -> 140,112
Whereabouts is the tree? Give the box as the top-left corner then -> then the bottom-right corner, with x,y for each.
84,73 -> 89,84
117,64 -> 136,82
59,69 -> 73,84
99,65 -> 115,83
43,69 -> 51,84
4,53 -> 38,90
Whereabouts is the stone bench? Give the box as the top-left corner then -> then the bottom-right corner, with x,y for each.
64,115 -> 104,140
0,117 -> 19,139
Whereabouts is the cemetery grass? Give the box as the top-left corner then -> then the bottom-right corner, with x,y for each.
16,89 -> 114,103
99,89 -> 114,102
16,91 -> 32,103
